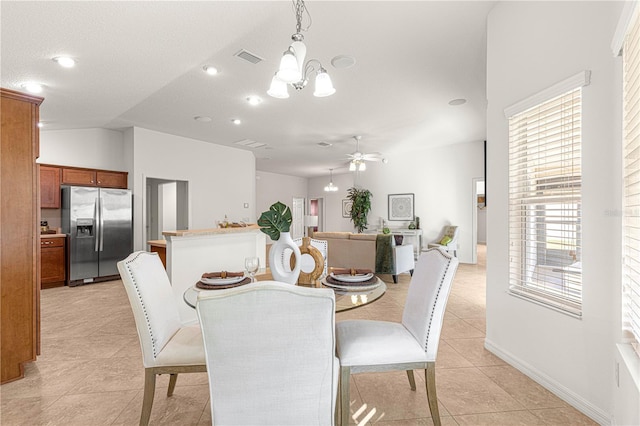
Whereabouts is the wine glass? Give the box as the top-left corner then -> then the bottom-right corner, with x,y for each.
245,257 -> 260,282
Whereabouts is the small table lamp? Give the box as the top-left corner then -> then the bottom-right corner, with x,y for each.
304,215 -> 319,237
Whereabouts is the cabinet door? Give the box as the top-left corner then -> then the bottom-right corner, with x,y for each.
40,166 -> 61,208
40,238 -> 65,287
62,168 -> 96,186
96,170 -> 127,189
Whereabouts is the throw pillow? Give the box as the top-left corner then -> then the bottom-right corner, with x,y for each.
440,236 -> 452,245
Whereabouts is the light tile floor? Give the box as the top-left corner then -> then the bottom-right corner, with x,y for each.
1,245 -> 598,425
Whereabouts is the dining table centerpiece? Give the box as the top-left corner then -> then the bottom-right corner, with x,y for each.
258,201 -> 301,284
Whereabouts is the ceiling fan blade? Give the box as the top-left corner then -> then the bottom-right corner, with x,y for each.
363,154 -> 383,161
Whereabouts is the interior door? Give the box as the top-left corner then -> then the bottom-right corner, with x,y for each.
291,197 -> 305,239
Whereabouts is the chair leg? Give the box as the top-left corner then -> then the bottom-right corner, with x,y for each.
141,369 -> 157,426
425,363 -> 441,426
167,373 -> 178,396
340,366 -> 351,426
409,269 -> 414,276
392,274 -> 398,284
406,369 -> 416,391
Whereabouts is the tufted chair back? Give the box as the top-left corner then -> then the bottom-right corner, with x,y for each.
118,251 -> 182,367
401,248 -> 459,362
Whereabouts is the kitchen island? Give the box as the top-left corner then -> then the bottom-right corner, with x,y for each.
160,225 -> 266,323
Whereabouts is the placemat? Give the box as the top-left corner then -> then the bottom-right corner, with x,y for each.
196,277 -> 251,290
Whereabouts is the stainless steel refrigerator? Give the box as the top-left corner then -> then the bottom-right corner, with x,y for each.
62,186 -> 133,285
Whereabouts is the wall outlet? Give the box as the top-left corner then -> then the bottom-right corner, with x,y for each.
244,203 -> 249,208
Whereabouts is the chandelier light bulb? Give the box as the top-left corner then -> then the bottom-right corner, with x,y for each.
313,68 -> 336,97
267,75 -> 290,99
277,47 -> 301,83
324,169 -> 339,192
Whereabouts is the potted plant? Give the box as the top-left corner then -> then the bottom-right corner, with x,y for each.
258,201 -> 300,284
347,187 -> 372,233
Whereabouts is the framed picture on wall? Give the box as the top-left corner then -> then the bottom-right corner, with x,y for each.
388,193 -> 414,221
342,199 -> 352,218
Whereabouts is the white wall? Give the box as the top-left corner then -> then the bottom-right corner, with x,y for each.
255,170 -> 308,216
486,2 -> 624,423
126,127 -> 256,251
308,140 -> 485,264
38,128 -> 127,171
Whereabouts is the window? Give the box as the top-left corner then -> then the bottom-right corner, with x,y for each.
622,7 -> 640,354
506,73 -> 589,317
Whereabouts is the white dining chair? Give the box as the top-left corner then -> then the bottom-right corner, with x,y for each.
196,281 -> 338,425
117,251 -> 206,426
335,248 -> 459,426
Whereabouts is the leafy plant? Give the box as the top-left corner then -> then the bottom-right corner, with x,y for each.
258,201 -> 292,241
347,187 -> 372,233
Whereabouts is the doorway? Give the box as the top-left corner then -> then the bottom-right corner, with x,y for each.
471,177 -> 486,264
309,197 -> 325,235
145,177 -> 189,242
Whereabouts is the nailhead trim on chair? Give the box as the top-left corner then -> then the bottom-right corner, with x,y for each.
124,252 -> 160,359
423,248 -> 459,352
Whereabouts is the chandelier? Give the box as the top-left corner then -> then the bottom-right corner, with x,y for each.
324,169 -> 339,192
267,0 -> 336,99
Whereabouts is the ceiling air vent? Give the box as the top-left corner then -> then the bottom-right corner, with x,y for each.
234,139 -> 266,149
234,49 -> 264,64
317,141 -> 333,148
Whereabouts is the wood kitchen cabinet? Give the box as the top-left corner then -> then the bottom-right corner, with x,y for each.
40,165 -> 61,208
40,237 -> 66,289
61,166 -> 127,189
1,88 -> 43,384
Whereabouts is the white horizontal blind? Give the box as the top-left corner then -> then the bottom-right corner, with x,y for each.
623,9 -> 640,354
508,88 -> 582,316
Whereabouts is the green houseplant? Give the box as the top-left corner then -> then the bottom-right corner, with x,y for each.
347,187 -> 372,233
257,201 -> 292,241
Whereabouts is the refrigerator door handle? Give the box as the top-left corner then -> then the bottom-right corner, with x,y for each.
99,197 -> 105,252
94,197 -> 100,252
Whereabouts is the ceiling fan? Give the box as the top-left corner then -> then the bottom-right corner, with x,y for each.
346,136 -> 386,171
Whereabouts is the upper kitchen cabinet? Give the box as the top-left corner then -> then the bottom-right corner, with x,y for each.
61,166 -> 128,189
96,170 -> 127,188
1,88 -> 43,384
40,165 -> 61,208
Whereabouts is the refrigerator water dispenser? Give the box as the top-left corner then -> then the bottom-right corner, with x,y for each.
76,218 -> 94,238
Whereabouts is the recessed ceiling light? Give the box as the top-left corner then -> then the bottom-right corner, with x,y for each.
448,98 -> 467,106
331,55 -> 356,69
37,122 -> 44,128
194,116 -> 212,122
231,118 -> 241,125
21,83 -> 43,94
203,65 -> 218,75
246,96 -> 262,106
53,56 -> 75,68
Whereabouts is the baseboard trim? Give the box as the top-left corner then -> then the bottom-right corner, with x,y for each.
484,338 -> 611,425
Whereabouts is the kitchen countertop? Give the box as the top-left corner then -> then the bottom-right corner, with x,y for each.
40,233 -> 66,238
162,224 -> 260,238
147,239 -> 166,247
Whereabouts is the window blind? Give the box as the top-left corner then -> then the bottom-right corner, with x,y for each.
622,9 -> 640,354
508,88 -> 583,317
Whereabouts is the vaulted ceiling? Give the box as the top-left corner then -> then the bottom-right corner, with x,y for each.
1,1 -> 494,178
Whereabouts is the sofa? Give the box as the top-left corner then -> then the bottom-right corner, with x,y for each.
312,232 -> 377,270
313,231 -> 414,282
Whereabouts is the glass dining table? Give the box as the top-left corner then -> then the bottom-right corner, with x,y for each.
182,275 -> 386,312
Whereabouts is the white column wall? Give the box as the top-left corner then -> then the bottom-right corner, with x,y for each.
486,2 -> 624,423
128,127 -> 256,251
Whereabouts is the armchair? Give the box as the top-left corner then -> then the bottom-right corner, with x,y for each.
427,225 -> 459,257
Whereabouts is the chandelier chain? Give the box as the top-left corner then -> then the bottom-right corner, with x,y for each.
292,0 -> 312,35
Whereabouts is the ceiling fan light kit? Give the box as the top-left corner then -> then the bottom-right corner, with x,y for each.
268,0 -> 335,99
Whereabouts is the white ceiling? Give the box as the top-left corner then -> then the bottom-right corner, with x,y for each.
1,1 -> 494,178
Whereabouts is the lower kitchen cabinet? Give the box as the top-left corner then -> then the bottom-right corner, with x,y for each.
40,236 -> 66,288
